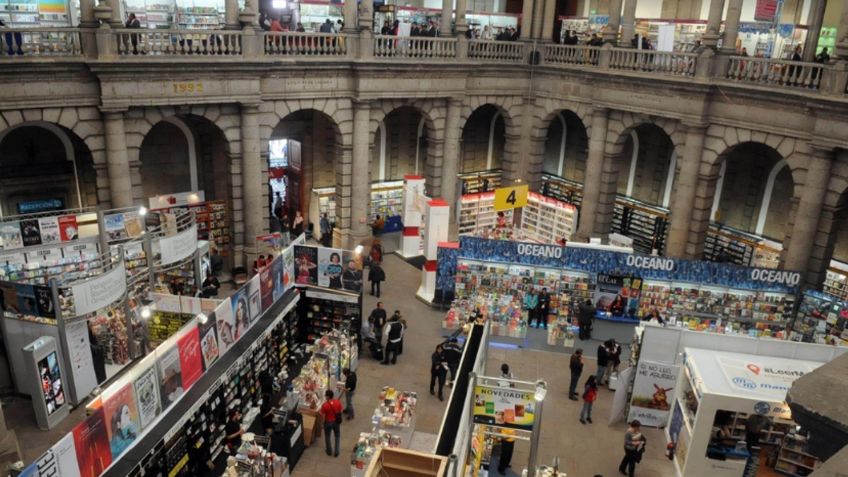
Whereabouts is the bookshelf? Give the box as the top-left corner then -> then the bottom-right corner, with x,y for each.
520,192 -> 578,243
612,197 -> 669,255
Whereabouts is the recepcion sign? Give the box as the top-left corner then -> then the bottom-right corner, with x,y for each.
473,385 -> 536,430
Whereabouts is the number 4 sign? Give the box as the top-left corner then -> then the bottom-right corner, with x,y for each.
494,184 -> 529,211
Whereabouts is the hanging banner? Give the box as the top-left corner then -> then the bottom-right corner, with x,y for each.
627,360 -> 680,427
247,275 -> 261,324
294,245 -> 318,286
25,247 -> 62,265
260,263 -> 275,313
38,217 -> 61,245
282,245 -> 295,291
65,319 -> 98,402
102,383 -> 140,460
341,251 -> 363,293
318,247 -> 344,289
72,407 -> 112,477
20,219 -> 43,247
215,298 -> 237,354
156,344 -> 183,408
472,385 -> 536,431
177,327 -> 202,390
58,215 -> 79,242
70,263 -> 127,317
754,0 -> 778,22
158,224 -> 198,266
230,286 -> 251,340
199,312 -> 220,370
62,241 -> 97,259
0,221 -> 23,250
133,364 -> 161,431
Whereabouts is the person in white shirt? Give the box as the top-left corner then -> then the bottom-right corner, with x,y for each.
481,25 -> 493,41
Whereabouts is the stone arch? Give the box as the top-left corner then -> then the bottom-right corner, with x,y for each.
460,96 -> 520,133
702,125 -> 806,181
535,99 -> 594,140
536,105 -> 591,183
266,98 -> 353,148
605,112 -> 685,160
0,107 -> 105,169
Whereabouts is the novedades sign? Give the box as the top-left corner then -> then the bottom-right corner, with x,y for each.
472,385 -> 536,431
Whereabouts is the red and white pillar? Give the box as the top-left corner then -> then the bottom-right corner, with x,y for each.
416,198 -> 450,303
399,175 -> 427,258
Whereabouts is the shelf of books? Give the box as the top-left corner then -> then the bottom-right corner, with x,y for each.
369,181 -> 404,230
612,196 -> 669,255
703,224 -> 757,266
823,260 -> 848,301
790,290 -> 848,345
458,169 -> 502,195
458,192 -> 513,236
540,173 -> 583,207
156,200 -> 230,256
520,192 -> 578,243
774,434 -> 821,477
125,0 -> 175,28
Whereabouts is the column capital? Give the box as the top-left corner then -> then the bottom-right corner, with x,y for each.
447,97 -> 464,108
808,142 -> 837,158
100,107 -> 128,116
239,102 -> 261,113
352,98 -> 373,110
680,120 -> 708,131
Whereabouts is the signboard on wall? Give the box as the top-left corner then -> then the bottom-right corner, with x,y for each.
754,0 -> 779,22
70,263 -> 126,317
158,224 -> 198,266
627,360 -> 680,427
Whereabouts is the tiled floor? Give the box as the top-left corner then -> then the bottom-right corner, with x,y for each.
4,252 -> 677,476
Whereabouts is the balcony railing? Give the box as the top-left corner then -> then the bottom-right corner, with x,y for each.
609,48 -> 698,76
264,32 -> 348,56
725,56 -> 823,90
373,35 -> 457,59
115,29 -> 242,56
543,44 -> 601,66
467,39 -> 524,62
0,28 -> 81,58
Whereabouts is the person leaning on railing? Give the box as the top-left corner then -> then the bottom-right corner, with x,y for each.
0,18 -> 23,55
125,13 -> 142,55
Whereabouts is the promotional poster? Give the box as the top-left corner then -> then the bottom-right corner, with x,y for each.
341,251 -> 363,293
38,216 -> 61,244
294,245 -> 318,286
594,273 -> 642,317
156,345 -> 184,407
20,219 -> 42,247
260,262 -> 275,312
628,360 -> 679,427
318,247 -> 344,289
103,213 -> 127,241
133,365 -> 161,430
72,407 -> 112,477
230,288 -> 251,340
0,221 -> 23,250
34,433 -> 79,477
103,383 -> 140,459
247,275 -> 261,324
58,215 -> 78,242
199,312 -> 220,370
34,285 -> 55,317
177,327 -> 203,391
38,351 -> 65,416
271,255 -> 285,301
215,299 -> 236,355
472,385 -> 536,430
15,284 -> 39,317
282,245 -> 295,291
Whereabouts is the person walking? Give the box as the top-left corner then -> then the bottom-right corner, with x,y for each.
292,210 -> 304,236
536,287 -> 550,329
370,239 -> 384,264
342,368 -> 357,419
368,302 -> 387,342
430,344 -> 448,401
319,389 -> 343,457
578,299 -> 594,340
382,316 -> 403,365
595,341 -> 611,386
524,289 -> 538,327
607,339 -> 622,384
618,420 -> 645,477
319,213 -> 332,247
568,348 -> 584,401
442,337 -> 463,386
369,262 -> 385,297
497,428 -> 515,474
579,375 -> 598,424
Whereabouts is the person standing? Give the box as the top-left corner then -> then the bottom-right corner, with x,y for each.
382,316 -> 403,365
595,341 -> 610,386
319,213 -> 331,247
370,239 -> 384,264
368,302 -> 387,342
497,428 -> 515,474
319,390 -> 343,457
578,299 -> 594,340
224,409 -> 245,451
292,210 -> 304,236
498,363 -> 515,388
524,289 -> 538,327
536,287 -> 550,329
607,339 -> 622,384
568,348 -> 584,401
397,315 -> 407,355
579,375 -> 598,424
619,420 -> 645,477
342,368 -> 357,419
442,337 -> 463,386
369,262 -> 385,297
430,344 -> 448,401
260,394 -> 276,436
125,13 -> 141,55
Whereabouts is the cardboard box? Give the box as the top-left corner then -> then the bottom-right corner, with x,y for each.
299,408 -> 323,445
364,448 -> 447,477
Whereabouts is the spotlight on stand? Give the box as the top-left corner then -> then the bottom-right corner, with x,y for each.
534,380 -> 547,402
198,313 -> 208,325
140,306 -> 151,319
354,245 -> 364,255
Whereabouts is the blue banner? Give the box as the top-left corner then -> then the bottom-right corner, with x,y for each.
435,237 -> 801,295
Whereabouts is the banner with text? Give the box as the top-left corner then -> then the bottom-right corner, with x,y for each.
627,360 -> 680,427
472,385 -> 536,431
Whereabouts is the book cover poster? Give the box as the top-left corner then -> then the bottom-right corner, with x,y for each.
34,285 -> 55,317
318,247 -> 343,289
177,327 -> 203,390
282,245 -> 295,291
271,255 -> 285,301
103,383 -> 139,460
58,215 -> 78,242
104,213 -> 127,241
342,251 -> 363,293
38,433 -> 80,477
215,299 -> 236,355
230,288 -> 250,341
0,221 -> 23,250
15,284 -> 38,316
72,407 -> 112,477
260,263 -> 275,313
294,245 -> 318,286
38,216 -> 61,244
199,313 -> 220,370
156,344 -> 183,408
20,219 -> 42,247
247,275 -> 261,324
133,365 -> 161,430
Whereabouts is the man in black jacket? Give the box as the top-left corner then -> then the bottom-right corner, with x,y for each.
595,341 -> 611,386
382,316 -> 403,365
577,299 -> 594,340
442,338 -> 463,386
368,302 -> 387,342
342,368 -> 357,419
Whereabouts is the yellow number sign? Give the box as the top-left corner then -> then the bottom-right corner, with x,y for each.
493,184 -> 528,211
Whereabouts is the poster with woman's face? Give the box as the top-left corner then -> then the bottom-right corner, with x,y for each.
231,288 -> 251,339
156,345 -> 183,408
342,251 -> 363,293
103,383 -> 139,459
318,247 -> 344,289
199,312 -> 219,370
294,245 -> 318,286
215,299 -> 236,355
247,275 -> 261,324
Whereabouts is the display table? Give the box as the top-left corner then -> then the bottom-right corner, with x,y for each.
350,430 -> 402,477
443,294 -> 527,338
371,387 -> 417,449
593,311 -> 641,344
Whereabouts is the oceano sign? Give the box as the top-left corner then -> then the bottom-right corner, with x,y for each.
625,255 -> 675,271
516,243 -> 563,259
750,269 -> 801,286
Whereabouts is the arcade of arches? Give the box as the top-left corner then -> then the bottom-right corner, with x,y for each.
2,102 -> 848,291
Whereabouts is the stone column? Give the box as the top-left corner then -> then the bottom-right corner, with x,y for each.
783,147 -> 832,273
532,0 -> 545,39
359,0 -> 373,32
836,0 -> 848,60
79,0 -> 96,25
351,101 -> 371,247
575,107 -> 609,240
802,0 -> 826,61
78,0 -> 97,58
620,0 -> 638,47
456,0 -> 467,35
721,0 -> 743,53
541,0 -> 557,41
343,0 -> 357,32
224,0 -> 239,29
520,0 -> 534,40
442,98 -> 462,222
702,0 -> 725,49
441,0 -> 453,37
602,0 -> 623,44
108,0 -> 122,27
666,124 -> 706,258
240,104 -> 264,256
103,111 -> 133,208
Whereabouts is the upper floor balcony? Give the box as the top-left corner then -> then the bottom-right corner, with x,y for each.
1,26 -> 847,100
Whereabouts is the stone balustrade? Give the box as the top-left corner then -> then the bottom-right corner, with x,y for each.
608,48 -> 699,77
467,39 -> 525,62
726,55 -> 824,90
373,35 -> 457,60
0,27 -> 82,58
264,32 -> 349,56
114,28 -> 242,56
543,44 -> 601,66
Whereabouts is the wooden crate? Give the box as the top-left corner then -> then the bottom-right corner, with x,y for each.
364,448 -> 447,477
